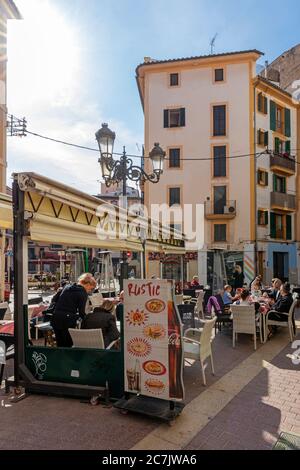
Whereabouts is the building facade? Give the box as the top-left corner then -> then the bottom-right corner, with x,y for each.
136,50 -> 299,288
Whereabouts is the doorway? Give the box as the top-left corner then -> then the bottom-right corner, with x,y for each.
273,252 -> 289,282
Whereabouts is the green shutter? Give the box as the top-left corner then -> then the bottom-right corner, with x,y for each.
258,210 -> 262,224
257,129 -> 261,145
282,177 -> 286,194
264,96 -> 268,114
180,108 -> 186,127
265,211 -> 269,225
273,174 -> 277,191
265,172 -> 268,186
274,137 -> 280,153
257,93 -> 262,112
285,140 -> 291,154
270,100 -> 276,131
270,212 -> 276,238
284,108 -> 291,137
257,170 -> 261,184
264,131 -> 269,147
164,109 -> 169,128
286,215 -> 292,240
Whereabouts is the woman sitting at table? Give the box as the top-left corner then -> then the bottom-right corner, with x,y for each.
267,283 -> 294,338
233,289 -> 251,306
251,278 -> 262,298
81,299 -> 120,348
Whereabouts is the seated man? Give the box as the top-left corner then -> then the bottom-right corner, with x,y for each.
267,283 -> 294,338
81,299 -> 120,348
116,291 -> 124,322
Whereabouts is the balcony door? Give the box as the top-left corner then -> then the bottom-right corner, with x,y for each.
273,252 -> 288,282
214,186 -> 226,214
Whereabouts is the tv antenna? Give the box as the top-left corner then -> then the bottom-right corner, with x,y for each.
210,33 -> 218,55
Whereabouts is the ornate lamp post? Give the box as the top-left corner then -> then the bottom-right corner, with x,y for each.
96,123 -> 166,290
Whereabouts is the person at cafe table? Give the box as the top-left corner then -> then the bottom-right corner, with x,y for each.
267,283 -> 294,339
268,278 -> 282,302
190,275 -> 201,288
81,299 -> 120,348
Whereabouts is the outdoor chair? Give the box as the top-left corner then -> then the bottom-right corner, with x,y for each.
175,294 -> 184,305
68,328 -> 118,349
231,304 -> 260,350
264,299 -> 298,344
182,317 -> 216,386
190,290 -> 205,321
177,303 -> 196,331
0,339 -> 14,386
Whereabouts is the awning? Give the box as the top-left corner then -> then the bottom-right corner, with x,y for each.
0,192 -> 12,230
14,172 -> 186,253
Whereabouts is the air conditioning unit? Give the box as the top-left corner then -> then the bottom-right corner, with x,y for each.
224,205 -> 236,214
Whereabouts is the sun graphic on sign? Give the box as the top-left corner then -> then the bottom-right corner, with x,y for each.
126,309 -> 149,326
127,338 -> 152,357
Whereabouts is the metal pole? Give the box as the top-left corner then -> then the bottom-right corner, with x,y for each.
120,147 -> 128,291
13,178 -> 26,388
253,85 -> 258,277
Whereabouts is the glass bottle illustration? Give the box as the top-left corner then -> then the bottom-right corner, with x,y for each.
134,359 -> 141,392
168,301 -> 184,399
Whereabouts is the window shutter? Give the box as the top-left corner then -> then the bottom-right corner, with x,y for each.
264,131 -> 269,147
180,108 -> 186,127
283,178 -> 286,194
273,174 -> 277,192
257,170 -> 261,184
284,108 -> 291,137
164,109 -> 169,128
257,93 -> 262,112
286,215 -> 292,240
257,210 -> 262,224
257,129 -> 261,145
270,212 -> 276,238
270,100 -> 276,131
274,137 -> 280,153
265,172 -> 268,186
264,96 -> 268,114
285,140 -> 291,154
265,211 -> 269,225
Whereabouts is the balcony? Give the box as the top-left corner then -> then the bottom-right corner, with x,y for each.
271,192 -> 296,212
204,200 -> 236,219
269,153 -> 296,175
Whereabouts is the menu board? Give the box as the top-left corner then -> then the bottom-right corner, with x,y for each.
124,279 -> 184,402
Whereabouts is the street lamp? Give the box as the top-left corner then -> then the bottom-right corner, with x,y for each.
96,123 -> 166,290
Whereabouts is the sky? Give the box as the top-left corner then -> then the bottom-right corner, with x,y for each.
7,0 -> 300,194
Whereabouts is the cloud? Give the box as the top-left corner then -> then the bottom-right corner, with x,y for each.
7,0 -> 142,194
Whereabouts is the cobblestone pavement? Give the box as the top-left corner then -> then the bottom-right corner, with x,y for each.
1,321 -> 299,450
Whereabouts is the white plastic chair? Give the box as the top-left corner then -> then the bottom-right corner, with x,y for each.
264,299 -> 297,343
231,304 -> 258,350
175,294 -> 183,305
190,291 -> 205,320
68,328 -> 118,350
182,317 -> 216,386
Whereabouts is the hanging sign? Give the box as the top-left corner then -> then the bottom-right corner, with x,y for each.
123,279 -> 184,402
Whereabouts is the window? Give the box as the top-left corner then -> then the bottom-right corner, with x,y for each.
214,224 -> 227,242
270,212 -> 292,239
257,92 -> 268,114
270,101 -> 291,137
213,186 -> 227,214
257,169 -> 268,186
213,105 -> 226,136
258,210 -> 268,226
169,148 -> 180,168
213,146 -> 226,177
257,129 -> 269,147
274,137 -> 291,155
214,68 -> 224,82
170,223 -> 182,233
164,108 -> 185,128
169,187 -> 181,206
170,73 -> 179,86
273,174 -> 286,193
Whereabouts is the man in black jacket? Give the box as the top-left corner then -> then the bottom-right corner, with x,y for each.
81,299 -> 120,348
51,273 -> 96,347
267,283 -> 294,338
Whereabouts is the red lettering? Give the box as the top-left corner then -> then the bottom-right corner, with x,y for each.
127,282 -> 161,297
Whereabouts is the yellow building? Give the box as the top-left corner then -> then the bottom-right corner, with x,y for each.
136,50 -> 299,287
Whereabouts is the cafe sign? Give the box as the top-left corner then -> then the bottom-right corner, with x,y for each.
123,279 -> 184,402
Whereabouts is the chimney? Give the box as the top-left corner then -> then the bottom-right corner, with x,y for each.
264,60 -> 269,78
144,57 -> 152,63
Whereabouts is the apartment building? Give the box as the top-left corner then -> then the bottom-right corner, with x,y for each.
136,50 -> 299,287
